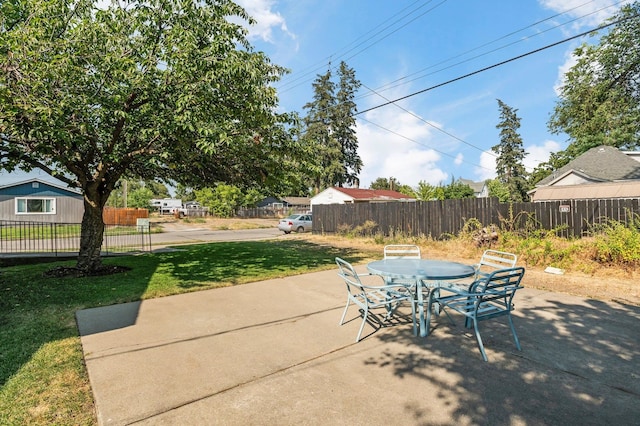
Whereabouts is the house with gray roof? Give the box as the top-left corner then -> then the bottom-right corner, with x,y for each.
0,178 -> 84,222
529,145 -> 640,201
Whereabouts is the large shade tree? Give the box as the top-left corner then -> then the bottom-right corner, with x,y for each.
547,2 -> 640,162
0,0 -> 296,273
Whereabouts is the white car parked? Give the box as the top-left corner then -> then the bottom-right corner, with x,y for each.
277,214 -> 312,234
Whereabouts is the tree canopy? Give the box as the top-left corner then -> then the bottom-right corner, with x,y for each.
0,0 -> 297,273
548,2 -> 640,161
443,180 -> 475,199
415,181 -> 444,201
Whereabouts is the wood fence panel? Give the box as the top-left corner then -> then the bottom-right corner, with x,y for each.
311,197 -> 640,239
103,207 -> 148,226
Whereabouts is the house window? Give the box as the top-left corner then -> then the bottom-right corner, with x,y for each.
16,197 -> 56,214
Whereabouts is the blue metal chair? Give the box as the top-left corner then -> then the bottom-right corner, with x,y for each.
473,250 -> 518,280
443,250 -> 518,292
426,267 -> 525,361
383,244 -> 421,260
383,244 -> 421,288
336,257 -> 416,342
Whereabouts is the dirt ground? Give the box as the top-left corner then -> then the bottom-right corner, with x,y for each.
150,215 -> 277,230
308,233 -> 639,307
152,216 -> 640,307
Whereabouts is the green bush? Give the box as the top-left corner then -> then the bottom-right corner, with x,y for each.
591,219 -> 640,266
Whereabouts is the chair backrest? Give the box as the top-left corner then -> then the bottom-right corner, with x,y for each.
383,244 -> 421,259
335,257 -> 364,294
476,250 -> 517,277
470,267 -> 525,303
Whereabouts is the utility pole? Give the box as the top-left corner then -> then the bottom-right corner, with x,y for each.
123,180 -> 128,208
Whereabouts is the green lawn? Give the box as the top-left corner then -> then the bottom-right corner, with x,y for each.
0,239 -> 376,425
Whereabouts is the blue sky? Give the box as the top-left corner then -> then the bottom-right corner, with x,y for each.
237,0 -> 632,188
1,0 -> 631,191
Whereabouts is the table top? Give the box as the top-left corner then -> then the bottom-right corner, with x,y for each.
367,258 -> 475,281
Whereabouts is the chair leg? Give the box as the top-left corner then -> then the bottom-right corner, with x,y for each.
339,297 -> 351,326
356,306 -> 369,342
425,295 -> 433,336
508,314 -> 522,351
472,318 -> 489,362
410,297 -> 417,335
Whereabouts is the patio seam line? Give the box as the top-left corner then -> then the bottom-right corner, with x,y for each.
124,340 -> 362,425
83,305 -> 345,361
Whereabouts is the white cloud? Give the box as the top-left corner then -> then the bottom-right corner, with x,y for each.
524,139 -> 562,171
554,49 -> 579,95
356,108 -> 448,188
475,152 -> 497,181
538,0 -> 631,29
235,0 -> 296,44
454,153 -> 464,165
473,139 -> 561,182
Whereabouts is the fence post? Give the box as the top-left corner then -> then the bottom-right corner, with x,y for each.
52,222 -> 56,257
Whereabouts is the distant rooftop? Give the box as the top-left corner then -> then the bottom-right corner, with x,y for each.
536,145 -> 640,186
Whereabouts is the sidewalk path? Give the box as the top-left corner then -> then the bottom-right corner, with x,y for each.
77,267 -> 640,425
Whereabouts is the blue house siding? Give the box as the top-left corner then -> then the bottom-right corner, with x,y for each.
0,179 -> 84,223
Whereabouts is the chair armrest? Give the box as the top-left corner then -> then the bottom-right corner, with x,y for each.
357,273 -> 389,286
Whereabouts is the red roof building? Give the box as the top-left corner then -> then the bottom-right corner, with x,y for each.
310,187 -> 415,207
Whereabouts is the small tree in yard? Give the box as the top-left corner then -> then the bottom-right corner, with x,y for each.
127,187 -> 154,209
0,0 -> 297,274
195,184 -> 242,218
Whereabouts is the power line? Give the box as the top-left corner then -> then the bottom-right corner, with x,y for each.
340,0 -> 448,63
353,5 -> 635,175
358,0 -> 627,100
356,115 -> 495,173
276,0 -> 448,94
277,0 -> 623,103
356,16 -> 627,116
360,82 -> 492,157
276,0 -> 433,90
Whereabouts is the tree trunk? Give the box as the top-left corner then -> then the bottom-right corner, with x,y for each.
77,190 -> 106,273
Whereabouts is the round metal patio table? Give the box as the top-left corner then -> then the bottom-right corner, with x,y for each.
367,259 -> 475,337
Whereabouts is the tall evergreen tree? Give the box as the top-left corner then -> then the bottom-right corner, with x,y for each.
493,99 -> 529,202
302,68 -> 342,193
335,62 -> 363,186
301,61 -> 362,192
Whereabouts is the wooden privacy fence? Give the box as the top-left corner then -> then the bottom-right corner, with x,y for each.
311,198 -> 640,239
103,207 -> 149,225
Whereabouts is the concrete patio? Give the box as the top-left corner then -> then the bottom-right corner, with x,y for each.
76,266 -> 640,425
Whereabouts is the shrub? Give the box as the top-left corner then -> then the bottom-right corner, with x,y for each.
590,218 -> 640,266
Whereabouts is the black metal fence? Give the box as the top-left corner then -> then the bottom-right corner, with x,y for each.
311,198 -> 640,238
0,220 -> 152,256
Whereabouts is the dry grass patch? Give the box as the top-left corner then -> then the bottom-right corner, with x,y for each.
302,232 -> 640,306
152,215 -> 276,231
